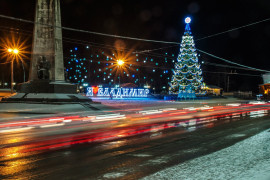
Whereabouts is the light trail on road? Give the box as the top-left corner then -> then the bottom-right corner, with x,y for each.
0,102 -> 270,179
0,103 -> 269,160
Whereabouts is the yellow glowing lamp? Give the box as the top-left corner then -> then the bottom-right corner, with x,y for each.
13,49 -> 19,54
8,48 -> 13,52
117,60 -> 124,66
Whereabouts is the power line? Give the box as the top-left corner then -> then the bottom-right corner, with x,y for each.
137,50 -> 269,73
196,18 -> 270,41
63,38 -> 264,74
40,36 -> 270,73
197,49 -> 270,73
63,37 -> 131,52
63,55 -> 262,77
204,62 -> 255,71
134,45 -> 179,53
1,14 -> 270,45
0,14 -> 269,73
0,14 -> 179,45
135,45 -> 270,73
203,70 -> 261,77
3,13 -> 268,46
135,17 -> 270,53
0,26 -> 143,53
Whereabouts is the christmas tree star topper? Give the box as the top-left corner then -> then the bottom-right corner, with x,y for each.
185,17 -> 191,24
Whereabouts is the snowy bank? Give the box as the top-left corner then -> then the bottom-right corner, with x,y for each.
143,129 -> 270,180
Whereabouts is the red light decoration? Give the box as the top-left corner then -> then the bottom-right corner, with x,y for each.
92,86 -> 99,94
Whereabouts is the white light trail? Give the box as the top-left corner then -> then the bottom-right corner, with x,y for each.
40,123 -> 65,128
0,127 -> 34,133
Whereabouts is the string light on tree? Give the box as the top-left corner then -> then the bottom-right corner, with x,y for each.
169,17 -> 206,98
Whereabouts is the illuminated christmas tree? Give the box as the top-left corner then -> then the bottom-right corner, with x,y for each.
169,17 -> 205,98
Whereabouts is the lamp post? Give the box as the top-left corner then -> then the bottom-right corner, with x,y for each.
117,59 -> 124,87
7,48 -> 19,94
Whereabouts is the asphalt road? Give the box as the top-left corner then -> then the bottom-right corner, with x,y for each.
0,103 -> 269,179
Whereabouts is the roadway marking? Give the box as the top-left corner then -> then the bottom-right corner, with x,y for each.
103,172 -> 126,178
182,148 -> 201,154
147,156 -> 170,165
130,153 -> 152,157
225,134 -> 246,139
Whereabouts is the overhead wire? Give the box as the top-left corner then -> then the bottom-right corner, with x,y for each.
196,17 -> 270,41
62,37 -> 265,73
62,56 -> 262,77
0,28 -> 265,74
197,49 -> 270,73
135,17 -> 270,53
3,13 -> 269,46
204,62 -> 254,71
0,14 -> 179,45
0,14 -> 269,73
203,70 -> 261,77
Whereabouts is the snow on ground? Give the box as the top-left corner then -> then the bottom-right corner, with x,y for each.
91,97 -> 245,110
142,129 -> 270,180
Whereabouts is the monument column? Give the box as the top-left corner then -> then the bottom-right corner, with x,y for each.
17,0 -> 77,94
30,0 -> 65,81
5,0 -> 92,102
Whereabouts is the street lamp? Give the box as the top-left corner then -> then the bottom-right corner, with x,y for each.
7,48 -> 19,94
1,35 -> 29,92
117,59 -> 124,87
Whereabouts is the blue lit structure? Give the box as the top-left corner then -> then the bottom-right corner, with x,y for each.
169,17 -> 206,97
86,87 -> 150,98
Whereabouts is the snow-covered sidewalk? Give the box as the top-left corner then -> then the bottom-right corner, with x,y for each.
143,129 -> 270,180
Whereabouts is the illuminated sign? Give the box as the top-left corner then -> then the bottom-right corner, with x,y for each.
86,87 -> 150,98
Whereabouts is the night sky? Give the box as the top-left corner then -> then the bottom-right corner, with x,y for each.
0,0 -> 270,92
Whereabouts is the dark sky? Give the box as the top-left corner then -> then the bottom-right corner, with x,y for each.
0,0 -> 270,91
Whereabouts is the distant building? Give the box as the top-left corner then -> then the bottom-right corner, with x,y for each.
262,73 -> 270,84
206,85 -> 222,96
259,83 -> 270,99
259,73 -> 270,99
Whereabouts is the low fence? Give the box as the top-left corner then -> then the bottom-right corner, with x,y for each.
233,91 -> 253,99
163,91 -> 254,101
163,94 -> 210,101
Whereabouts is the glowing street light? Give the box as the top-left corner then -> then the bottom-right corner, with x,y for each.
13,49 -> 19,54
1,35 -> 29,93
7,48 -> 20,93
7,48 -> 24,94
117,59 -> 124,86
117,60 -> 124,66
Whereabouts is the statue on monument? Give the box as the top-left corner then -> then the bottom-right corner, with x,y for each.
37,56 -> 50,80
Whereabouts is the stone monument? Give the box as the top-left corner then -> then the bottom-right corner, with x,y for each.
6,0 -> 91,102
17,0 -> 76,93
31,0 -> 64,82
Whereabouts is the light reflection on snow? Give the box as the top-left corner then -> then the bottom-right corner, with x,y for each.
250,110 -> 268,118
